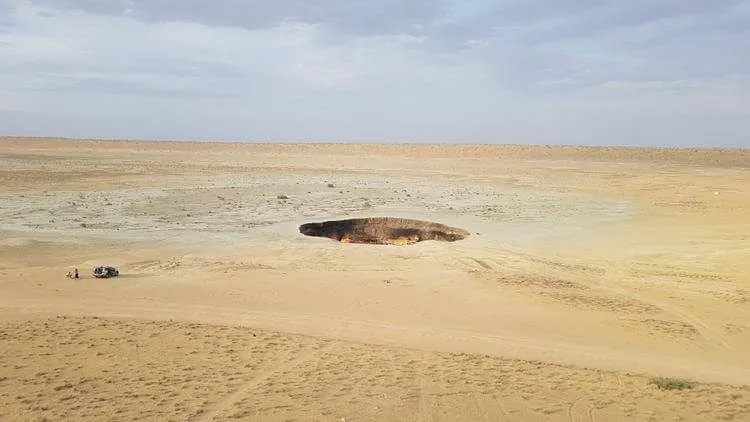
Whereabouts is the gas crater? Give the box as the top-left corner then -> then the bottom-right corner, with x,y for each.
299,217 -> 470,245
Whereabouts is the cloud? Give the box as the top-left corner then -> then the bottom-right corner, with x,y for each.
0,0 -> 748,146
24,0 -> 446,37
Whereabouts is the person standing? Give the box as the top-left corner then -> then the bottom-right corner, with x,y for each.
74,268 -> 79,279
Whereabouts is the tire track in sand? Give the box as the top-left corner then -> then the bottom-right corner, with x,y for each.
449,253 -> 729,349
599,264 -> 729,349
193,346 -> 311,422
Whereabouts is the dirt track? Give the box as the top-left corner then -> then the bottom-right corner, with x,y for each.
1,137 -> 749,420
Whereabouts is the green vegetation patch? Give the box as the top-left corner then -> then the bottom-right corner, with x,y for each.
649,377 -> 696,391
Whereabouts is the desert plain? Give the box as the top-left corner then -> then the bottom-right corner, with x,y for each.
1,137 -> 749,421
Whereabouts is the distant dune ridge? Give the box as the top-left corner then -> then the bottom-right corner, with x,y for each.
299,217 -> 470,245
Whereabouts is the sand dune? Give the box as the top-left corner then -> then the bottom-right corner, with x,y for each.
1,137 -> 749,420
2,316 -> 749,422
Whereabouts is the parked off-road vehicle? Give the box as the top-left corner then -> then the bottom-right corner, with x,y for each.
93,265 -> 119,278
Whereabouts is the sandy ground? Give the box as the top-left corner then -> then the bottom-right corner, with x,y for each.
1,137 -> 749,421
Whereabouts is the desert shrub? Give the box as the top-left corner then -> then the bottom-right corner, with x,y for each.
649,377 -> 696,391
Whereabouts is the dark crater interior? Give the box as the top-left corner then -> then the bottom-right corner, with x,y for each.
299,217 -> 470,245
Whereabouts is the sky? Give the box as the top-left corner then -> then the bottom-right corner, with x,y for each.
1,0 -> 749,146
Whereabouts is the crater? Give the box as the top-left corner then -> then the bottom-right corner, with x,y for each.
299,217 -> 470,245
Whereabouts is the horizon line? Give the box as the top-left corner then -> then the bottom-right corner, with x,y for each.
2,135 -> 747,151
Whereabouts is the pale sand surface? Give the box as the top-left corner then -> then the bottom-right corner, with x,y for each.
1,137 -> 749,420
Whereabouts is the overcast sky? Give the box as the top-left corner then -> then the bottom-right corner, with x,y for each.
1,0 -> 749,146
